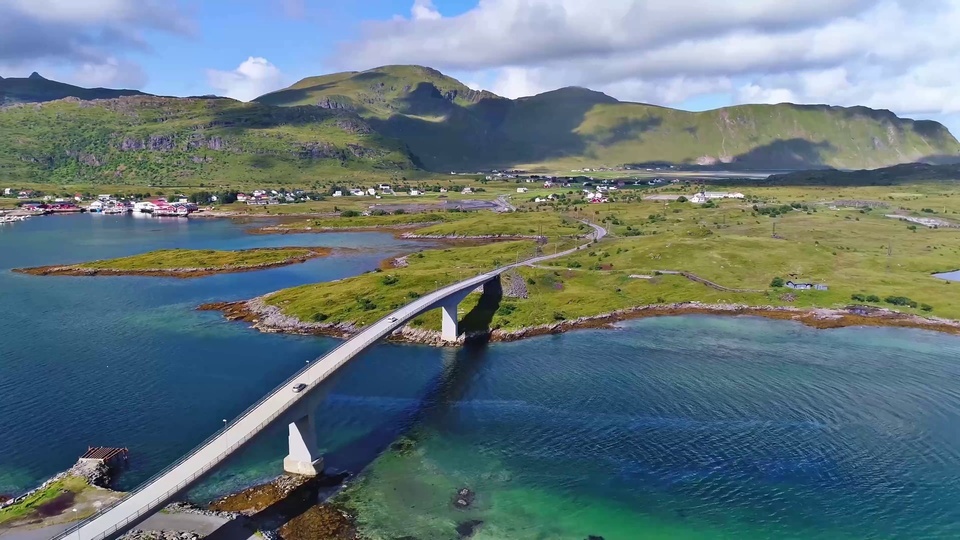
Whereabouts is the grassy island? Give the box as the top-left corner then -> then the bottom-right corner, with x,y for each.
14,247 -> 330,278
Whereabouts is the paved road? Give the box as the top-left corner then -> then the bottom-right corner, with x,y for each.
53,221 -> 605,540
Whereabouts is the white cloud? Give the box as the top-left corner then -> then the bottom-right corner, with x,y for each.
411,0 -> 442,21
206,57 -> 285,102
67,57 -> 148,89
337,0 -> 960,133
0,0 -> 190,89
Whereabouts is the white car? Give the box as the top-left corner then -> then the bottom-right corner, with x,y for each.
386,316 -> 398,323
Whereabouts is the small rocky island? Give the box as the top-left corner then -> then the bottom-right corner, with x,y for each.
14,247 -> 331,278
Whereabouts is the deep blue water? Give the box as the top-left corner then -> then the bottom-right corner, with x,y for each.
4,215 -> 960,539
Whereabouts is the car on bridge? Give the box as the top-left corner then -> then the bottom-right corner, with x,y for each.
292,383 -> 307,393
387,316 -> 398,323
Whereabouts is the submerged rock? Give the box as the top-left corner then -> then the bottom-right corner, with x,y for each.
452,487 -> 475,509
455,519 -> 483,538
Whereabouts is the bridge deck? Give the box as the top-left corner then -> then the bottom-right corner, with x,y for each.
53,222 -> 604,540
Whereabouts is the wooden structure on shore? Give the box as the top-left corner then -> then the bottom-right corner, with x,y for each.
79,447 -> 129,465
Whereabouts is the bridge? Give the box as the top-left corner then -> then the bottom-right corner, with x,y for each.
53,222 -> 604,540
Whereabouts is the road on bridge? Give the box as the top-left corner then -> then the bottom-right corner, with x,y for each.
53,220 -> 605,540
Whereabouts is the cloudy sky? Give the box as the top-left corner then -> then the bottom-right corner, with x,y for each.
3,0 -> 960,133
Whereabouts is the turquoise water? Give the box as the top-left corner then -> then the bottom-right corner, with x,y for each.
4,216 -> 960,538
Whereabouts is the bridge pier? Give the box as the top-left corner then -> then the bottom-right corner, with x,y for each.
438,276 -> 501,343
440,299 -> 459,342
283,413 -> 323,476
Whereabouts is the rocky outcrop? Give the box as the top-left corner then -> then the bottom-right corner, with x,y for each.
502,269 -> 528,299
298,142 -> 343,160
316,97 -> 354,111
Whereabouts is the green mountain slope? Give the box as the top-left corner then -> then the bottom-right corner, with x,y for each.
0,72 -> 147,104
256,65 -> 960,171
0,95 -> 419,185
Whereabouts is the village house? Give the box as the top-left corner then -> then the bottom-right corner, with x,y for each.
462,187 -> 473,194
236,193 -> 249,202
517,187 -> 528,193
332,190 -> 343,197
2,188 -> 11,196
409,189 -> 421,196
785,281 -> 829,291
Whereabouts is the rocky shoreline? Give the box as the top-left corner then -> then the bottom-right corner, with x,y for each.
12,248 -> 331,279
199,295 -> 960,346
0,459 -> 116,512
247,221 -> 444,235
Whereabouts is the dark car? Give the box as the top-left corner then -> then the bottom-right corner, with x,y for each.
292,383 -> 307,393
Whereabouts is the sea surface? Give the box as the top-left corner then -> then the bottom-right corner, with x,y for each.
3,215 -> 960,539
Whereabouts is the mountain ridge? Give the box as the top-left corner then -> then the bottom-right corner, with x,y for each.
0,66 -> 958,184
255,65 -> 960,172
0,73 -> 148,105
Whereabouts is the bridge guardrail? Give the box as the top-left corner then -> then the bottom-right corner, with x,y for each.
51,225 -> 600,540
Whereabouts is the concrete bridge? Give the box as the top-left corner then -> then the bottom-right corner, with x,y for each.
52,222 -> 604,540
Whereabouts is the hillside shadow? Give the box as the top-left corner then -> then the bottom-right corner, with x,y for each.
592,116 -> 662,146
730,138 -> 834,169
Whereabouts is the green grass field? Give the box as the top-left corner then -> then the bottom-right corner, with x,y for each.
253,180 -> 960,333
0,476 -> 89,526
76,248 -> 319,271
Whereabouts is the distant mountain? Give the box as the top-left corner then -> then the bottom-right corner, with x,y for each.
256,65 -> 960,172
0,72 -> 147,104
0,95 -> 419,185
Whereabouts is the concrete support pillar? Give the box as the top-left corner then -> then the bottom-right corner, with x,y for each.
283,413 -> 323,476
440,299 -> 459,342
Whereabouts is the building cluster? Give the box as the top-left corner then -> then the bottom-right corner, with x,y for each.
689,191 -> 745,204
235,189 -> 314,205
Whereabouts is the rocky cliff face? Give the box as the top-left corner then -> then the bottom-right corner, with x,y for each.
0,95 -> 418,185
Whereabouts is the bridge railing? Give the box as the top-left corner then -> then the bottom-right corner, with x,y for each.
50,320 -> 399,540
48,273 -> 515,540
51,226 -> 600,540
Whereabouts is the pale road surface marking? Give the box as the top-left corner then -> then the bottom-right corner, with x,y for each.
53,221 -> 605,540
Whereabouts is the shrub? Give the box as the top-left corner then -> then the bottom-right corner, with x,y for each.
770,276 -> 785,288
553,311 -> 566,321
381,275 -> 399,286
677,196 -> 688,203
407,291 -> 421,299
394,209 -> 406,215
310,312 -> 328,322
866,295 -> 881,302
340,209 -> 360,217
921,304 -> 934,312
496,304 -> 517,316
884,296 -> 913,306
357,298 -> 377,311
851,293 -> 866,302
